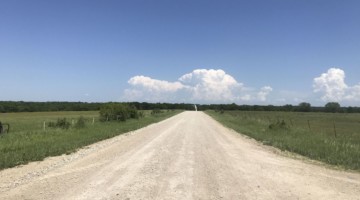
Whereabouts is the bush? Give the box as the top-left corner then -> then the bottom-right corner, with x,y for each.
48,118 -> 71,129
151,109 -> 163,115
128,107 -> 139,119
99,103 -> 139,122
268,120 -> 289,130
138,111 -> 144,118
75,116 -> 86,129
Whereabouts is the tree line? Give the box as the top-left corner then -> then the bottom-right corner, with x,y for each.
0,101 -> 102,113
198,102 -> 360,113
0,101 -> 195,113
0,101 -> 359,113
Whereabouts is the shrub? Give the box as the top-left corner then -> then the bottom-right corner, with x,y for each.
151,109 -> 163,115
268,120 -> 289,130
138,111 -> 144,118
128,106 -> 139,119
48,118 -> 71,129
75,116 -> 86,129
99,103 -> 139,122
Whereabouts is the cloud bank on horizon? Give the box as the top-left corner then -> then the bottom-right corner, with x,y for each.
123,68 -> 360,105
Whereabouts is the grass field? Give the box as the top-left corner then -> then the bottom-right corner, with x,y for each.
206,110 -> 360,171
0,110 -> 181,170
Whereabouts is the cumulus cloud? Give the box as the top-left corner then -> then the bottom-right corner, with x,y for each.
313,68 -> 348,101
346,85 -> 360,101
179,69 -> 243,102
313,68 -> 360,102
240,94 -> 252,101
123,89 -> 144,100
257,86 -> 273,101
128,75 -> 185,92
123,69 -> 273,103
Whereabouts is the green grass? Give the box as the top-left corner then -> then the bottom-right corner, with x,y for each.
206,110 -> 360,171
0,110 -> 181,170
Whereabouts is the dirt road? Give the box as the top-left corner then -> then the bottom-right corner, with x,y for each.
1,112 -> 359,199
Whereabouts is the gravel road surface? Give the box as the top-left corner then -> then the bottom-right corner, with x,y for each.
1,111 -> 359,200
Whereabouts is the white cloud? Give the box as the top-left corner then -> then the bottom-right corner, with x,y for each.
179,69 -> 243,102
345,84 -> 360,101
128,75 -> 185,92
313,68 -> 360,102
123,89 -> 144,100
313,68 -> 348,101
293,97 -> 304,103
257,86 -> 273,101
240,94 -> 252,101
123,69 -> 273,103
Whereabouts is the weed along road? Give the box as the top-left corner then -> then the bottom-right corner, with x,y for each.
1,112 -> 359,199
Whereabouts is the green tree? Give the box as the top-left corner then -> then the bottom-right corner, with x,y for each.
283,104 -> 293,112
99,103 -> 138,122
325,102 -> 341,113
297,102 -> 311,112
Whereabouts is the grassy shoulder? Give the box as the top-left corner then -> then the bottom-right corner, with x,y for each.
0,110 -> 182,170
206,110 -> 360,171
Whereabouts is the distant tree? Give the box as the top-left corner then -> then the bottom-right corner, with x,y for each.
99,103 -> 139,122
253,105 -> 264,111
325,102 -> 341,113
347,106 -> 354,113
283,104 -> 293,112
297,102 -> 311,112
228,103 -> 238,110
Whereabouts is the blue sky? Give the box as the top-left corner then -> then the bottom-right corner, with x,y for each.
1,0 -> 360,106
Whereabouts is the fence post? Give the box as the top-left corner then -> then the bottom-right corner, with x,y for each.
92,117 -> 95,125
43,121 -> 46,131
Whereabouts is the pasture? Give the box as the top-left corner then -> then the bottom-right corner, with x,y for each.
207,110 -> 360,170
0,110 -> 181,170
